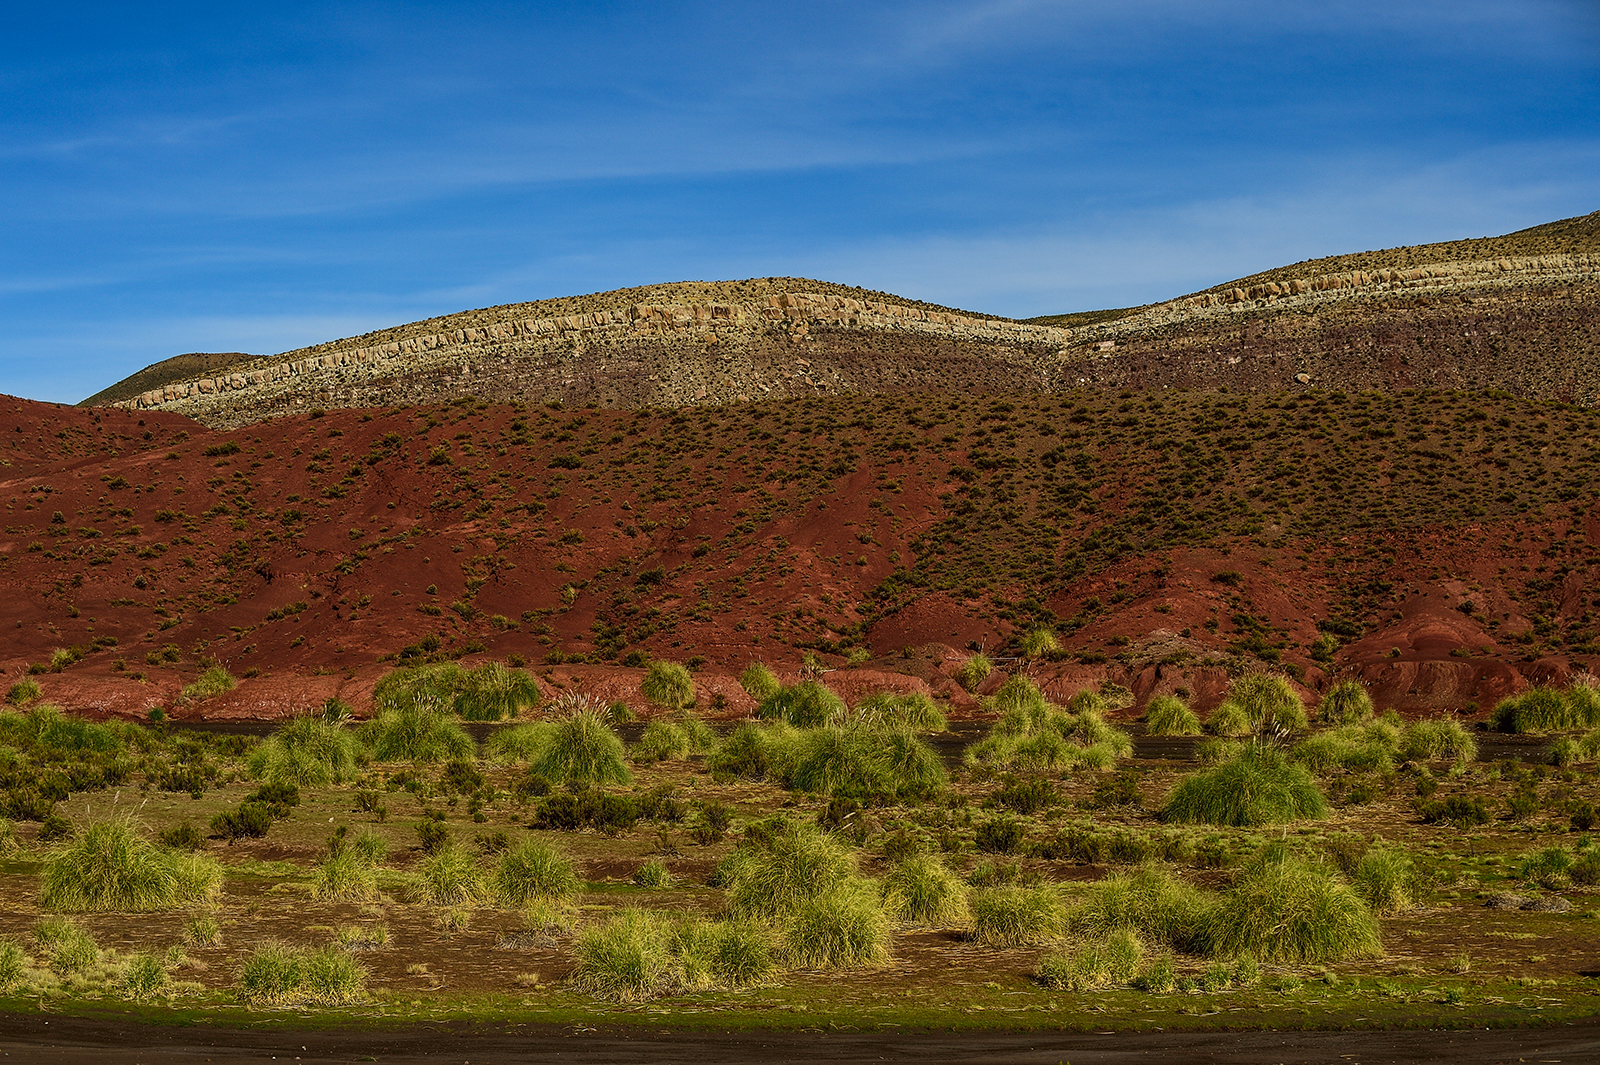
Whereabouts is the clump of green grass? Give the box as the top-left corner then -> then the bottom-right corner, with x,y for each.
360,693 -> 475,763
1200,858 -> 1380,963
182,915 -> 221,947
1070,865 -> 1208,951
1292,723 -> 1398,776
1491,682 -> 1600,734
178,666 -> 235,704
530,709 -> 630,786
485,721 -> 555,763
495,839 -> 581,904
236,942 -> 366,1007
5,679 -> 40,707
34,918 -> 99,975
1401,718 -> 1478,764
312,850 -> 381,903
706,721 -> 797,782
849,691 -> 947,732
0,704 -> 128,755
1352,847 -> 1415,914
1037,929 -> 1143,991
120,952 -> 169,999
756,681 -> 846,728
632,720 -> 690,763
1162,745 -> 1328,827
1020,627 -> 1061,659
634,858 -> 671,889
965,677 -> 1133,771
722,819 -> 856,919
1208,674 -> 1306,737
739,662 -> 782,701
641,660 -> 695,711
1144,695 -> 1201,736
1317,679 -> 1374,724
0,939 -> 25,991
956,653 -> 992,692
39,818 -> 222,912
570,909 -> 775,1000
1517,846 -> 1576,890
783,881 -> 890,969
415,844 -> 490,906
0,818 -> 19,857
881,854 -> 969,925
247,714 -> 361,786
778,725 -> 945,800
1550,729 -> 1600,766
455,662 -> 542,721
969,885 -> 1067,947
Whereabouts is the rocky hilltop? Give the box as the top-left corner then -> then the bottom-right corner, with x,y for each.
88,212 -> 1600,427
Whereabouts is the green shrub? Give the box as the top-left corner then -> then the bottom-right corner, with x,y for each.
1417,794 -> 1490,828
1020,627 -> 1061,659
530,710 -> 630,786
360,695 -> 475,763
5,680 -> 40,707
1292,724 -> 1397,776
633,721 -> 690,763
1162,746 -> 1329,827
312,850 -> 380,903
777,725 -> 945,801
641,661 -> 695,710
706,721 -> 796,782
247,715 -> 361,786
1144,695 -> 1201,736
1200,859 -> 1380,963
236,942 -> 366,1007
850,691 -> 947,732
956,654 -> 992,693
1518,846 -> 1575,890
634,858 -> 671,889
1491,684 -> 1600,734
1352,847 -> 1415,913
1317,679 -> 1374,725
1037,929 -> 1142,991
738,662 -> 782,701
495,839 -> 581,904
881,855 -> 969,925
783,881 -> 890,969
756,681 -> 846,728
969,885 -> 1066,947
39,818 -> 221,912
179,666 -> 235,703
1401,719 -> 1478,764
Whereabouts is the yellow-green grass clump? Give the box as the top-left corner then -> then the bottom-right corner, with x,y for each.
1162,745 -> 1328,827
40,818 -> 221,913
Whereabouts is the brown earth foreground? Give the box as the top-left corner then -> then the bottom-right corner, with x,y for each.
1,1012 -> 1598,1065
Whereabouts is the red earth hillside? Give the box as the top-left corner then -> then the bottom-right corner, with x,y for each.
2,388 -> 1597,723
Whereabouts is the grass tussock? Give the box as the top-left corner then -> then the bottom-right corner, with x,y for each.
1162,745 -> 1329,827
494,839 -> 581,905
569,909 -> 775,1000
849,691 -> 948,732
1207,674 -> 1306,737
969,885 -> 1067,947
783,881 -> 891,969
1037,929 -> 1143,991
722,819 -> 856,919
484,721 -> 555,763
632,720 -> 690,763
360,694 -> 475,763
236,942 -> 366,1007
779,725 -> 946,801
1352,847 -> 1416,914
40,818 -> 221,912
1401,718 -> 1478,764
1144,695 -> 1201,736
641,660 -> 694,711
956,654 -> 992,693
415,844 -> 490,906
881,854 -> 969,925
1199,858 -> 1381,964
311,846 -> 382,904
1292,723 -> 1398,776
247,714 -> 361,786
1317,679 -> 1375,725
965,677 -> 1133,771
738,662 -> 782,701
1491,682 -> 1600,734
530,709 -> 630,786
1070,865 -> 1208,951
706,721 -> 798,782
178,666 -> 235,704
756,681 -> 846,728
455,662 -> 542,722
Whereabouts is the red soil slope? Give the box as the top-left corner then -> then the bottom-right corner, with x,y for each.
2,391 -> 1596,722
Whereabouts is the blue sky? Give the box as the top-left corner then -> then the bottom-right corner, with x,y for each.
3,1 -> 1598,404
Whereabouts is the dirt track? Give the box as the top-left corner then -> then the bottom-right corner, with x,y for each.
2,1013 -> 1598,1065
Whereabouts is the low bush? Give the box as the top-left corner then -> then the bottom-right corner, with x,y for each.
969,885 -> 1067,947
1199,858 -> 1380,963
39,818 -> 221,912
1144,695 -> 1200,736
1317,679 -> 1374,725
1416,795 -> 1490,828
236,942 -> 366,1007
974,814 -> 1025,854
1517,846 -> 1575,890
881,855 -> 969,925
1162,746 -> 1328,827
